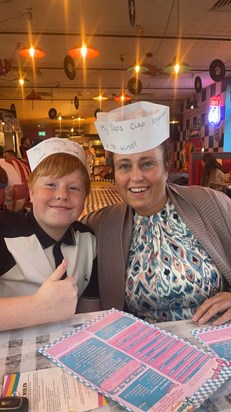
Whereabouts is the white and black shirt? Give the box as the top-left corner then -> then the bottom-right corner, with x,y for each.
0,210 -> 99,301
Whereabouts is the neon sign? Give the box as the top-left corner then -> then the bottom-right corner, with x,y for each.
208,95 -> 221,126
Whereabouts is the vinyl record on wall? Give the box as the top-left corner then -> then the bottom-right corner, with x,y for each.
64,55 -> 76,80
127,77 -> 142,95
194,76 -> 202,93
74,95 -> 79,110
209,59 -> 226,82
128,0 -> 136,27
48,107 -> 57,119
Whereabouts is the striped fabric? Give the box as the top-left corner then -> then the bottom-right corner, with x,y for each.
6,159 -> 30,182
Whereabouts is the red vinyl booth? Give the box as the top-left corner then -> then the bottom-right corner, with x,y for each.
188,152 -> 231,186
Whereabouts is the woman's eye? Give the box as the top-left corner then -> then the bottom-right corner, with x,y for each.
117,163 -> 130,171
141,161 -> 155,168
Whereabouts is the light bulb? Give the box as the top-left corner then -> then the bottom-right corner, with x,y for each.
174,63 -> 180,74
81,45 -> 87,58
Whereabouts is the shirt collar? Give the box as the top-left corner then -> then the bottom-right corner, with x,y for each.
26,210 -> 76,249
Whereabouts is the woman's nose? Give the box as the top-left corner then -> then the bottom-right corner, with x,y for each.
130,166 -> 143,182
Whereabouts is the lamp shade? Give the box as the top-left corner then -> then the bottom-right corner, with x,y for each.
169,116 -> 179,124
186,99 -> 198,110
93,94 -> 108,101
19,46 -> 45,58
127,62 -> 150,74
164,57 -> 190,75
26,89 -> 42,100
69,44 -> 99,59
114,94 -> 132,102
12,77 -> 31,86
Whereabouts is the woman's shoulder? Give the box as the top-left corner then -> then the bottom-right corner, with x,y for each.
81,202 -> 129,231
167,183 -> 230,203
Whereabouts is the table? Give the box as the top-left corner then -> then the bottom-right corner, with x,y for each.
0,312 -> 230,412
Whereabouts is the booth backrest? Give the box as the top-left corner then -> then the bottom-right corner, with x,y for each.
223,158 -> 231,172
188,152 -> 231,186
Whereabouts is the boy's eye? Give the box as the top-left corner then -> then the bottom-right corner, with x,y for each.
45,182 -> 57,188
69,186 -> 80,191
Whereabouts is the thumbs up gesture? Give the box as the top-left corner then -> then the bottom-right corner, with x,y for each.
34,260 -> 78,323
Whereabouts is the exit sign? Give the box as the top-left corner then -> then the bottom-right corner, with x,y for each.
38,131 -> 46,136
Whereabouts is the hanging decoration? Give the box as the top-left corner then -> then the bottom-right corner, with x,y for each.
74,95 -> 79,110
194,76 -> 202,93
128,0 -> 136,27
209,59 -> 226,82
208,95 -> 221,126
64,55 -> 76,80
48,108 -> 57,119
127,77 -> 142,95
0,58 -> 12,76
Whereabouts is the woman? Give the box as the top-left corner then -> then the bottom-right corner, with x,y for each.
83,102 -> 231,326
202,152 -> 230,187
0,138 -> 99,331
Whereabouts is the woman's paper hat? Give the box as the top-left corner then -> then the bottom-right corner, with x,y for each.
95,101 -> 169,154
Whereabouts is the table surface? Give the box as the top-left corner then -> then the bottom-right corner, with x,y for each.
0,311 -> 230,412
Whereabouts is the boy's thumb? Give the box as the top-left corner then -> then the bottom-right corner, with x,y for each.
49,259 -> 68,281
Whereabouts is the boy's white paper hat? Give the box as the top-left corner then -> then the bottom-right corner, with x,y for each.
95,101 -> 169,154
27,137 -> 88,172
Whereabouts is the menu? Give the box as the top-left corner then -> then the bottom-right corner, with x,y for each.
2,367 -> 107,412
38,309 -> 231,412
192,322 -> 231,362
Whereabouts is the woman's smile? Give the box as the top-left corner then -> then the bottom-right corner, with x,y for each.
114,148 -> 168,216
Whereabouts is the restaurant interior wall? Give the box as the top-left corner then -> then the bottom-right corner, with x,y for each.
172,77 -> 227,170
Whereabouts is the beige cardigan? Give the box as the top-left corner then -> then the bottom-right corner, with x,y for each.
83,184 -> 231,310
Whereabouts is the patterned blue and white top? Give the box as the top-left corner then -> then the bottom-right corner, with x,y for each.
125,199 -> 223,323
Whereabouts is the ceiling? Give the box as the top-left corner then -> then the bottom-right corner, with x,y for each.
0,0 -> 231,132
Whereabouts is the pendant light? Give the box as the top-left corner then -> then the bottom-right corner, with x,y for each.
19,46 -> 45,59
68,0 -> 99,59
18,11 -> 45,59
93,94 -> 108,101
163,0 -> 190,75
114,54 -> 132,103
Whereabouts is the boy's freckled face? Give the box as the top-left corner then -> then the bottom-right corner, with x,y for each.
30,170 -> 86,239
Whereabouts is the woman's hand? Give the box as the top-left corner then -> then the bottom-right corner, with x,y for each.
192,292 -> 231,325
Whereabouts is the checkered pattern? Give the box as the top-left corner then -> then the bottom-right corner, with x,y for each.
173,81 -> 225,170
191,368 -> 231,410
81,183 -> 122,217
